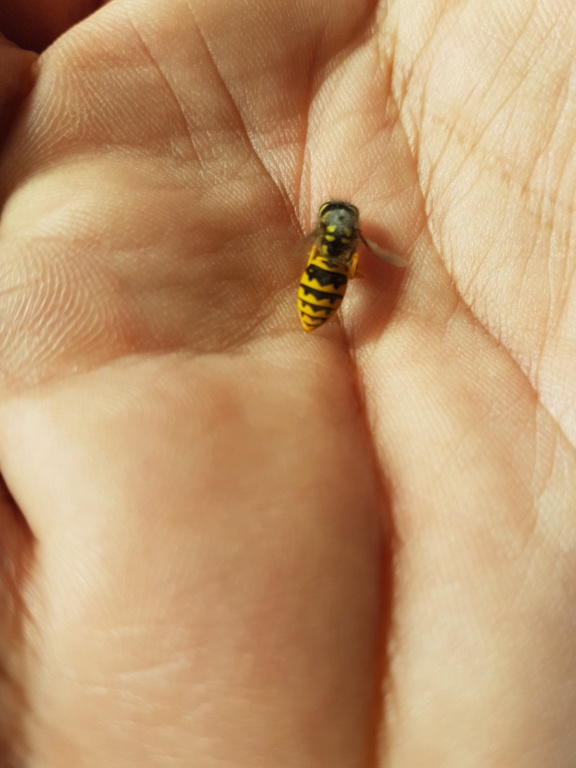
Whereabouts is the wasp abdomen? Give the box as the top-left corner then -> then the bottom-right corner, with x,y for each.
297,246 -> 352,332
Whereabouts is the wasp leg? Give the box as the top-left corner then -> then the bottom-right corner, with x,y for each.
348,252 -> 360,279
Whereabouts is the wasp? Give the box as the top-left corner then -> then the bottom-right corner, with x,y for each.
297,201 -> 407,332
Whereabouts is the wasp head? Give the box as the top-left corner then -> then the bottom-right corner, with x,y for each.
318,201 -> 360,236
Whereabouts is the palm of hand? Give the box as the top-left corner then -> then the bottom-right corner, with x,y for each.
1,1 -> 575,765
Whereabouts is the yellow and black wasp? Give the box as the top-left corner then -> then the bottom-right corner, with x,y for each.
297,201 -> 407,332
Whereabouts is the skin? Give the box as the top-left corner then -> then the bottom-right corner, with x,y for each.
1,0 -> 575,765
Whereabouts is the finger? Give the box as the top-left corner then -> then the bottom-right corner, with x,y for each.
0,0 -> 379,387
0,4 -> 389,768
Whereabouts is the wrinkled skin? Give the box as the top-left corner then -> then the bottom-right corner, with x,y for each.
1,1 -> 576,766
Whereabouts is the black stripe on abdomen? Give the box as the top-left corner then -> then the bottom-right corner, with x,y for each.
298,284 -> 343,304
305,264 -> 348,290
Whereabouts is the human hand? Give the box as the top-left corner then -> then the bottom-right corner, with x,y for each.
1,1 -> 575,766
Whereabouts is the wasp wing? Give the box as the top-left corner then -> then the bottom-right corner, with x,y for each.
361,237 -> 408,267
295,228 -> 321,255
